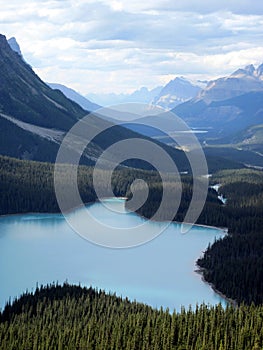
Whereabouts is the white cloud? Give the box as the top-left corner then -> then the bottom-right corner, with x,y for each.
117,0 -> 263,15
0,0 -> 263,93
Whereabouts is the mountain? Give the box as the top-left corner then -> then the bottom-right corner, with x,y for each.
7,37 -> 22,56
126,86 -> 163,104
87,78 -> 200,110
1,34 -> 147,164
0,34 -> 244,172
197,64 -> 263,103
208,123 -> 263,156
152,77 -> 201,109
0,34 -> 93,161
0,34 -> 194,171
87,86 -> 163,107
1,35 -> 88,131
174,64 -> 263,138
87,92 -> 126,106
48,83 -> 100,111
230,123 -> 263,152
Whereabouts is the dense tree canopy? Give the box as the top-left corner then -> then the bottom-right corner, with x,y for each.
1,156 -> 263,305
198,169 -> 263,305
128,168 -> 263,304
1,283 -> 263,350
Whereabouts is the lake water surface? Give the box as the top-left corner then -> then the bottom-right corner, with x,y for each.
0,198 -> 226,311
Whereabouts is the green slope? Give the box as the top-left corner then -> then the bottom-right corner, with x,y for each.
0,283 -> 262,350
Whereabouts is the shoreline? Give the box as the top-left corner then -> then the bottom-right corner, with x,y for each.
0,197 -> 227,233
195,266 -> 237,307
0,197 -> 129,219
129,209 -> 230,305
129,209 -> 228,234
0,203 -> 228,237
1,197 -> 230,307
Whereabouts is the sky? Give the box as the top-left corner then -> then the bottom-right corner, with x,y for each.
1,0 -> 263,94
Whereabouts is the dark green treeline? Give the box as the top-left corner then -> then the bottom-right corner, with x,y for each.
1,156 -> 263,306
197,169 -> 263,305
1,283 -> 263,350
129,168 -> 263,305
0,155 -> 161,215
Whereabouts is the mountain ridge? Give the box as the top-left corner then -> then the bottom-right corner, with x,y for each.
7,37 -> 22,56
174,63 -> 263,139
48,82 -> 100,112
195,63 -> 263,103
152,77 -> 201,109
86,86 -> 163,106
87,77 -> 200,109
0,34 -> 194,171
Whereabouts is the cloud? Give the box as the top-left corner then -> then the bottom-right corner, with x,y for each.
107,0 -> 263,15
0,0 -> 263,93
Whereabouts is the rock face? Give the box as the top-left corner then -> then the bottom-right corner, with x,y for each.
174,64 -> 263,138
0,34 -> 87,131
7,37 -> 22,56
7,37 -> 100,112
0,34 -> 90,161
197,64 -> 263,103
152,77 -> 201,109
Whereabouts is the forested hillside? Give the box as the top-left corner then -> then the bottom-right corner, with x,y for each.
197,169 -> 263,304
1,155 -> 263,305
0,155 -> 218,219
1,283 -> 263,350
0,155 -> 162,215
129,167 -> 263,304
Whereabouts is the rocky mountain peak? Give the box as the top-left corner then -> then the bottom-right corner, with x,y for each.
256,63 -> 263,78
196,63 -> 263,103
152,77 -> 201,109
0,34 -> 11,50
7,37 -> 22,56
231,64 -> 255,78
0,34 -> 6,41
244,64 -> 256,75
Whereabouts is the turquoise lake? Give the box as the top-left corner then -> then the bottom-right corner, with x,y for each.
0,198 -> 226,311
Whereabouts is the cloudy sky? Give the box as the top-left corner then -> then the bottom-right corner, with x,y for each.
1,0 -> 263,94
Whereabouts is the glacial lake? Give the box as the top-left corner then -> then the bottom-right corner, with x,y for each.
0,198 -> 226,311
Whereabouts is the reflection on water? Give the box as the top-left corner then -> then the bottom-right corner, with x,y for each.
0,198 -> 226,311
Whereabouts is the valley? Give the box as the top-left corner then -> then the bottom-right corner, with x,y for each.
1,5 -> 263,346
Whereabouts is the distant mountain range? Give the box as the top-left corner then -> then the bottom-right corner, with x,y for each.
198,64 -> 263,102
107,63 -> 263,168
174,64 -> 263,139
0,34 -> 243,172
87,78 -> 200,109
86,86 -> 163,107
48,83 -> 100,112
1,34 -> 200,172
7,38 -> 200,113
